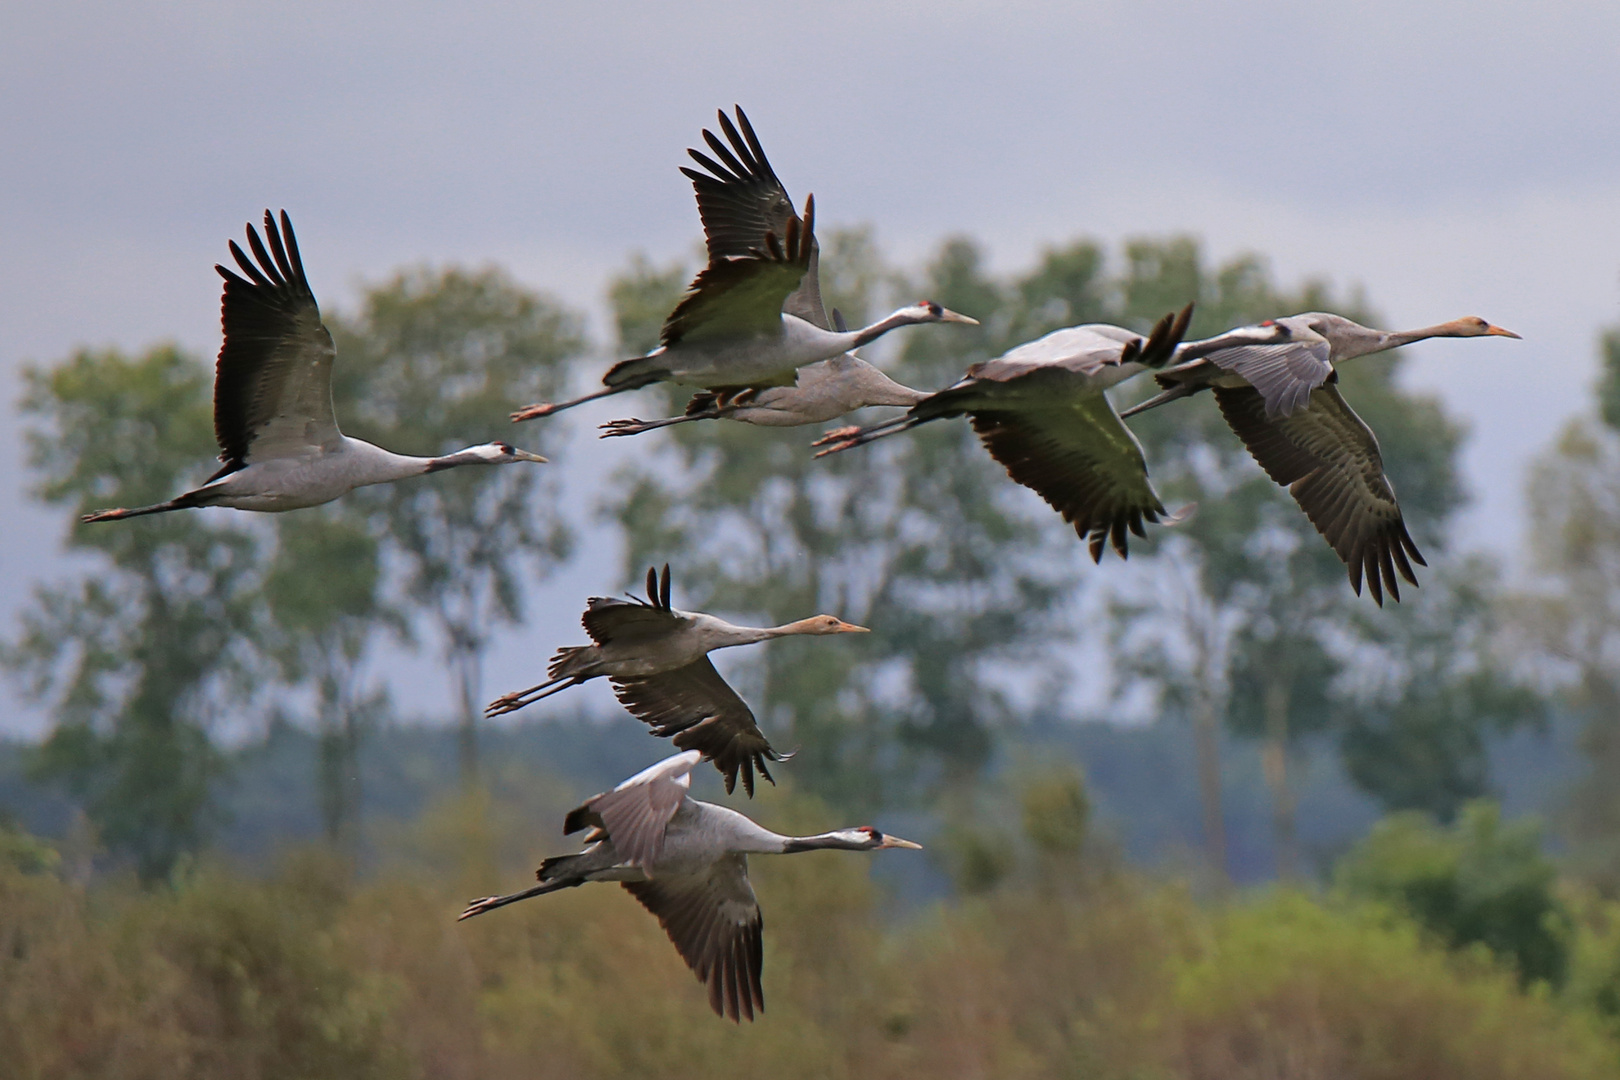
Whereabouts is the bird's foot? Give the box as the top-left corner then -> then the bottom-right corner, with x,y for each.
599,418 -> 650,438
458,896 -> 501,921
484,693 -> 525,717
510,402 -> 559,423
812,439 -> 858,459
811,425 -> 861,447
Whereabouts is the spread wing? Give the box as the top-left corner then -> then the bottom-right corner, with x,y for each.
1203,335 -> 1332,418
610,656 -> 782,797
623,855 -> 765,1022
970,394 -> 1168,562
580,565 -> 692,645
212,210 -> 340,470
1213,382 -> 1426,605
681,106 -> 827,329
659,202 -> 815,349
562,750 -> 699,868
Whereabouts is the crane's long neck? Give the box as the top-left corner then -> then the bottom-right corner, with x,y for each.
1377,322 -> 1477,352
860,373 -> 928,408
850,310 -> 927,350
778,830 -> 877,854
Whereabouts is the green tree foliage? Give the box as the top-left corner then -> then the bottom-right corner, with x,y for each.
1596,326 -> 1620,432
1110,238 -> 1519,878
264,514 -> 397,846
4,346 -> 267,880
1336,801 -> 1573,987
325,267 -> 585,779
3,806 -> 1614,1079
1522,416 -> 1620,891
1335,560 -> 1542,821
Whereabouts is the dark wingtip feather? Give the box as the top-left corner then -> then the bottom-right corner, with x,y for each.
645,566 -> 659,606
660,564 -> 672,611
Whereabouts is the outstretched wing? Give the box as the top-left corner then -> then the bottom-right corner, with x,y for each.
610,656 -> 781,797
623,855 -> 765,1022
1202,330 -> 1332,418
1213,381 -> 1426,605
660,197 -> 816,349
562,750 -> 699,868
970,394 -> 1168,562
213,210 -> 340,470
580,565 -> 692,644
681,106 -> 827,329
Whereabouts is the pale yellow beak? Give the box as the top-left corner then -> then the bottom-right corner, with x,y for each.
512,448 -> 549,463
878,834 -> 923,850
940,309 -> 980,326
831,620 -> 871,633
1485,325 -> 1521,339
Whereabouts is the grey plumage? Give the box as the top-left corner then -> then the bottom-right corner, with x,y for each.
457,750 -> 921,1022
815,306 -> 1193,561
1121,311 -> 1519,603
81,211 -> 546,524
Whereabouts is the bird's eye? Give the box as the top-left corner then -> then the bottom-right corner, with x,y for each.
497,443 -> 514,454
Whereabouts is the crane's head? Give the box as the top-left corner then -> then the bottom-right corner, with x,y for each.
468,442 -> 549,464
797,614 -> 870,635
895,300 -> 980,327
1439,316 -> 1521,339
851,826 -> 923,850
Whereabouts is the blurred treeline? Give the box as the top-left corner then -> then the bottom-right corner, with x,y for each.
7,228 -> 1620,1074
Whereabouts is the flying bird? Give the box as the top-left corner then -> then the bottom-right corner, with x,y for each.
814,308 -> 1196,561
485,565 -> 869,795
510,107 -> 975,422
457,750 -> 921,1022
600,108 -> 929,438
81,211 -> 546,524
1121,312 -> 1521,604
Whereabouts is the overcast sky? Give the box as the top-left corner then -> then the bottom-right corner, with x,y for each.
3,1 -> 1618,738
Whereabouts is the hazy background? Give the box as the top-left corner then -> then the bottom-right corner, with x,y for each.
4,0 -> 1618,735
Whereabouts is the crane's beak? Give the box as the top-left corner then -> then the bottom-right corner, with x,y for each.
939,309 -> 980,326
878,834 -> 923,850
512,448 -> 549,463
831,620 -> 870,633
1485,325 -> 1521,339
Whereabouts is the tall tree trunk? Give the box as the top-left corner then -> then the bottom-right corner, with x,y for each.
1261,677 -> 1298,880
451,641 -> 482,784
1191,686 -> 1228,890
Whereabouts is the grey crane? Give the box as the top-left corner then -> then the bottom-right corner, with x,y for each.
1120,312 -> 1520,604
813,307 -> 1199,561
81,211 -> 546,524
599,107 -> 929,438
484,565 -> 868,795
457,749 -> 920,1022
510,108 -> 975,422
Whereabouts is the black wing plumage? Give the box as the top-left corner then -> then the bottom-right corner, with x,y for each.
1212,381 -> 1426,605
681,106 -> 827,329
609,656 -> 782,797
212,210 -> 339,472
623,856 -> 765,1023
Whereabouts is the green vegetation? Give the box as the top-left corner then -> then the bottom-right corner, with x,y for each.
5,235 -> 1620,1073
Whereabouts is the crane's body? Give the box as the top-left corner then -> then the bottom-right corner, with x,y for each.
602,354 -> 926,437
82,211 -> 545,524
815,308 -> 1194,561
486,566 -> 867,794
512,107 -> 974,422
1121,311 -> 1520,603
458,751 -> 920,1022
